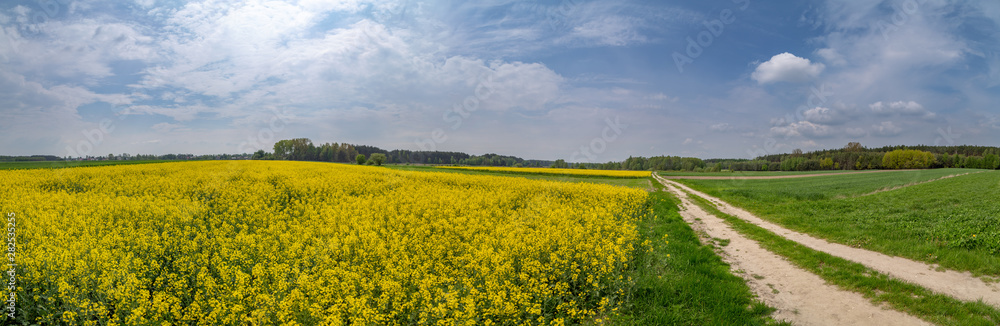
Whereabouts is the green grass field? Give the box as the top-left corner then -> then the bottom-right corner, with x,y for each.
658,170 -> 880,177
676,169 -> 1000,275
0,160 -> 173,170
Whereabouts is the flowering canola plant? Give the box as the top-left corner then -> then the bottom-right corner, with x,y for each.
1,161 -> 649,325
436,166 -> 651,178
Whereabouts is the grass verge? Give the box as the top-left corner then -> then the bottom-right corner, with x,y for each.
684,191 -> 1000,325
612,179 -> 787,325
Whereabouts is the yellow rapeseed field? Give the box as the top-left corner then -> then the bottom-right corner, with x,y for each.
1,161 -> 649,325
436,166 -> 651,178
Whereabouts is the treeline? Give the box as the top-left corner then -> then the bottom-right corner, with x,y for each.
262,138 -> 554,167
260,139 -> 999,172
711,143 -> 1000,172
571,156 -> 707,171
0,155 -> 62,162
264,138 -> 714,171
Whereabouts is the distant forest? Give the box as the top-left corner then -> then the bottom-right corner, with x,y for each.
6,140 -> 997,172
707,143 -> 1000,172
256,139 -> 1000,172
261,138 -> 554,167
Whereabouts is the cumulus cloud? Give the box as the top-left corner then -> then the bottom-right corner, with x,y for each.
869,101 -> 935,118
752,52 -> 825,84
802,106 -> 852,125
770,121 -> 832,138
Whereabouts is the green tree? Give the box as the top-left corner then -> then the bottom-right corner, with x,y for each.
984,154 -> 1000,169
273,139 -> 293,160
551,159 -> 568,168
820,158 -> 834,170
370,153 -> 387,166
844,142 -> 864,152
356,154 -> 367,165
780,157 -> 805,171
882,149 -> 934,169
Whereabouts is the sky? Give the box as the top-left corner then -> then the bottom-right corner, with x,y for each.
0,0 -> 998,161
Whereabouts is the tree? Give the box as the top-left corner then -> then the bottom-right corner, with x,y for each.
273,139 -> 293,160
882,149 -> 934,169
984,154 -> 1000,170
551,159 -> 568,169
820,157 -> 834,170
251,150 -> 267,160
370,153 -> 387,166
356,154 -> 367,165
844,142 -> 864,152
780,157 -> 806,171
791,148 -> 804,157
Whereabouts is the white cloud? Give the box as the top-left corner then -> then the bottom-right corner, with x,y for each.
869,101 -> 935,118
770,121 -> 833,138
709,123 -> 731,132
566,15 -> 647,46
752,52 -> 825,84
872,121 -> 903,136
151,122 -> 185,133
644,93 -> 677,102
816,48 -> 847,66
802,106 -> 852,125
0,18 -> 156,82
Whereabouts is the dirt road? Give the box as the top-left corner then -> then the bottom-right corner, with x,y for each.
659,180 -> 931,325
656,175 -> 1000,308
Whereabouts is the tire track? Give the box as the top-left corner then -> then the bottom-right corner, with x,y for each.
659,181 -> 931,325
656,174 -> 1000,308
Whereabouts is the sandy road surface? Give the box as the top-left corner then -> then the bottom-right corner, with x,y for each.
657,175 -> 1000,308
659,180 -> 931,325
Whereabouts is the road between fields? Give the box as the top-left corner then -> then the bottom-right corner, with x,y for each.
659,169 -> 921,180
658,180 -> 931,326
655,175 -> 1000,308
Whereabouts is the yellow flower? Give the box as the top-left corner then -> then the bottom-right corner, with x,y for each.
3,161 -> 649,324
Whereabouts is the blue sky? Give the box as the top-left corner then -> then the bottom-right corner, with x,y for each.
1,0 -> 998,161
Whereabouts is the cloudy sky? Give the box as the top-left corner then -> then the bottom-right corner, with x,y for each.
1,0 -> 998,161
